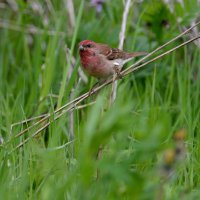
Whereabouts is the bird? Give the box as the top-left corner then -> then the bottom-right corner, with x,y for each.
78,40 -> 147,80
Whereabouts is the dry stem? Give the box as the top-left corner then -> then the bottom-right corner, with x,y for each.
10,21 -> 200,150
111,0 -> 132,102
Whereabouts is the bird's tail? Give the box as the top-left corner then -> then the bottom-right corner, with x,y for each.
130,52 -> 148,57
122,52 -> 148,65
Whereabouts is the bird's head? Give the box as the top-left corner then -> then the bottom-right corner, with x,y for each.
78,40 -> 98,57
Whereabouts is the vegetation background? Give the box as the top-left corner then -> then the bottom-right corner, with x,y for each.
0,0 -> 200,199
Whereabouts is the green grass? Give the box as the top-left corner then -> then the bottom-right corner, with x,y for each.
0,0 -> 200,199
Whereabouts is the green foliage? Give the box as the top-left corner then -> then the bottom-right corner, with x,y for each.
0,0 -> 200,199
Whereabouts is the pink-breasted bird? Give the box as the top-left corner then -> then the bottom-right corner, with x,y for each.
79,40 -> 147,80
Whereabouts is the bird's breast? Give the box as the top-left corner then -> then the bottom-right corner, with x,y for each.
80,53 -> 114,79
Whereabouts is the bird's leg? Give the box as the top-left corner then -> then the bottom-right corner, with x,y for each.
113,65 -> 123,79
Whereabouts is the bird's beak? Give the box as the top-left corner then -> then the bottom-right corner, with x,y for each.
79,45 -> 85,51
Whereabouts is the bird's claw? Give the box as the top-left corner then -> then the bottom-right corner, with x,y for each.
113,66 -> 123,80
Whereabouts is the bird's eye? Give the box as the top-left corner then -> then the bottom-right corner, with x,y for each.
86,44 -> 92,48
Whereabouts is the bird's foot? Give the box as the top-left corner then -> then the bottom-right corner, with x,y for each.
113,66 -> 123,79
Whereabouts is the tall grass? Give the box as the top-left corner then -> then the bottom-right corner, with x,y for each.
0,0 -> 200,199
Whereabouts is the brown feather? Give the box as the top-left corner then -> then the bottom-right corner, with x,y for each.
96,43 -> 112,56
107,49 -> 147,60
96,43 -> 147,60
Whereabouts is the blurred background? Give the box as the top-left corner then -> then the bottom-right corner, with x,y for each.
0,0 -> 200,199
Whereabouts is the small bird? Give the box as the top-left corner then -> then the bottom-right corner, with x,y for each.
79,40 -> 147,80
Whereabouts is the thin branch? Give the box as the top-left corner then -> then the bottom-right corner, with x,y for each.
122,35 -> 200,76
13,21 -> 200,139
185,21 -> 200,48
11,101 -> 95,128
11,21 -> 200,131
118,0 -> 132,50
122,21 -> 200,75
14,92 -> 88,138
14,122 -> 51,150
11,114 -> 48,130
64,0 -> 76,30
46,139 -> 76,151
14,93 -> 92,149
12,34 -> 200,149
111,0 -> 132,102
11,21 -> 200,148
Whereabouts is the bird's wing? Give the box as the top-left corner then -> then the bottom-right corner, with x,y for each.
96,44 -> 112,56
106,48 -> 147,60
97,43 -> 146,60
106,48 -> 125,60
97,44 -> 126,59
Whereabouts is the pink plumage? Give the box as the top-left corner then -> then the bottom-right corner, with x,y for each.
79,40 -> 147,80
